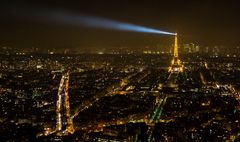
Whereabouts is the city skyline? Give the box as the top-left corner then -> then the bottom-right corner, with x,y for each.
0,1 -> 240,141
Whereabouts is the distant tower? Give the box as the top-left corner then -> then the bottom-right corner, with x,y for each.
55,71 -> 74,136
169,33 -> 183,72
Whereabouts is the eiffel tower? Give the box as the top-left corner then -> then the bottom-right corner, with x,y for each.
169,33 -> 183,73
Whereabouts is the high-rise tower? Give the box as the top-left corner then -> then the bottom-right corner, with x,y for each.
55,71 -> 74,136
169,33 -> 183,72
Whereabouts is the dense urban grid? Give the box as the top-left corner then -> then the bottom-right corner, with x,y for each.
0,36 -> 239,141
1,0 -> 240,141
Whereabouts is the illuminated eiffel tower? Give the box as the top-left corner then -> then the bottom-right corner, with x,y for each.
169,33 -> 183,73
55,71 -> 74,136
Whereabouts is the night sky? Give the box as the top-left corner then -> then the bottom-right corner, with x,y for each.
0,0 -> 240,49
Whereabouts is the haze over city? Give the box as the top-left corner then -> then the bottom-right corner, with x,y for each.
0,0 -> 240,49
